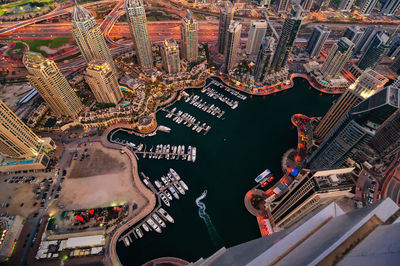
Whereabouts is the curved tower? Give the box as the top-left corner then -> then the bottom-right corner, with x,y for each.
125,0 -> 153,69
71,5 -> 118,76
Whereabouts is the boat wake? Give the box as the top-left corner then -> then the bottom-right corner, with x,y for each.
196,190 -> 223,248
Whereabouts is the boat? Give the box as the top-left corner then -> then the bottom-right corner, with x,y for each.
192,147 -> 197,162
152,213 -> 166,228
255,169 -> 271,183
164,190 -> 173,200
161,176 -> 169,185
123,237 -> 130,246
168,186 -> 180,199
166,174 -> 172,183
174,182 -> 185,195
160,193 -> 170,207
135,228 -> 143,238
187,146 -> 192,161
180,180 -> 189,191
158,125 -> 171,133
142,223 -> 150,232
154,180 -> 162,189
142,178 -> 150,187
170,168 -> 181,180
147,218 -> 162,233
158,208 -> 174,223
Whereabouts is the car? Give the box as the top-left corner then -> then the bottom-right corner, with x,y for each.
261,181 -> 268,187
267,176 -> 274,182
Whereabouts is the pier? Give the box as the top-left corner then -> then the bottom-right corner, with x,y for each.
162,108 -> 211,135
118,169 -> 188,247
184,94 -> 226,119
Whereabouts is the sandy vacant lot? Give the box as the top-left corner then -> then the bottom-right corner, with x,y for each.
58,142 -> 147,210
0,179 -> 39,218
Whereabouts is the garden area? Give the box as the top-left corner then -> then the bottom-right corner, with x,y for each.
0,0 -> 53,17
6,37 -> 74,57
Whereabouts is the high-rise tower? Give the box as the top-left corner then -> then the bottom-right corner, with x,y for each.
23,52 -> 83,118
381,0 -> 400,16
246,21 -> 267,55
305,25 -> 330,58
338,0 -> 356,11
180,10 -> 198,62
270,5 -> 303,72
125,0 -> 153,69
223,21 -> 242,74
357,32 -> 390,70
278,0 -> 291,13
0,100 -> 43,159
161,39 -> 181,74
71,5 -> 117,75
320,37 -> 354,80
302,0 -> 314,11
217,2 -> 234,54
360,0 -> 379,15
343,26 -> 363,46
314,68 -> 387,142
308,86 -> 400,169
85,60 -> 123,105
253,37 -> 275,82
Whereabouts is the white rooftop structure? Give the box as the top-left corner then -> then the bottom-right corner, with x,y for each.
193,198 -> 400,266
64,234 -> 105,249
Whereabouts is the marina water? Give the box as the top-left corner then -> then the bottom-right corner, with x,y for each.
114,78 -> 337,265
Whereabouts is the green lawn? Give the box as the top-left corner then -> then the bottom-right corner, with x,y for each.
7,42 -> 25,56
0,0 -> 53,16
10,37 -> 72,56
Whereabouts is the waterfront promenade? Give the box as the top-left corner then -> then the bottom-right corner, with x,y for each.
101,123 -> 157,266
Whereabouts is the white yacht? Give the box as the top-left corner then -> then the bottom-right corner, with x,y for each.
152,213 -> 166,228
160,192 -> 170,207
164,190 -> 173,200
135,228 -> 143,238
147,218 -> 162,233
174,182 -> 185,195
180,180 -> 189,191
168,186 -> 180,199
158,208 -> 174,223
142,223 -> 150,232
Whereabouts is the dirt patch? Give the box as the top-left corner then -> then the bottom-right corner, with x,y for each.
57,142 -> 148,211
68,148 -> 126,178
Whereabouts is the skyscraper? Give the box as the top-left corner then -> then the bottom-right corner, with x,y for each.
253,37 -> 275,82
0,100 -> 43,159
308,86 -> 400,169
302,0 -> 314,11
23,52 -> 83,118
125,0 -> 153,69
357,32 -> 390,70
381,0 -> 400,16
305,25 -> 330,58
223,21 -> 242,74
85,60 -> 123,105
338,0 -> 356,11
390,54 -> 400,74
369,108 -> 400,157
180,10 -> 198,62
246,21 -> 267,55
270,5 -> 303,72
314,68 -> 387,142
360,0 -> 378,15
320,37 -> 354,80
217,2 -> 234,54
268,168 -> 355,230
161,38 -> 181,74
388,34 -> 400,57
343,26 -> 363,46
71,5 -> 117,75
278,0 -> 291,13
355,26 -> 380,54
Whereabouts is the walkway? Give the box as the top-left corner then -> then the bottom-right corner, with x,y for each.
143,257 -> 189,266
101,123 -> 157,266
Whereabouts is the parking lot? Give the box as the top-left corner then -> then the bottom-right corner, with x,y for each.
0,170 -> 60,218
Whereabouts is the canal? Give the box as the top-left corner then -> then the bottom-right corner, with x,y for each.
114,77 -> 338,265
